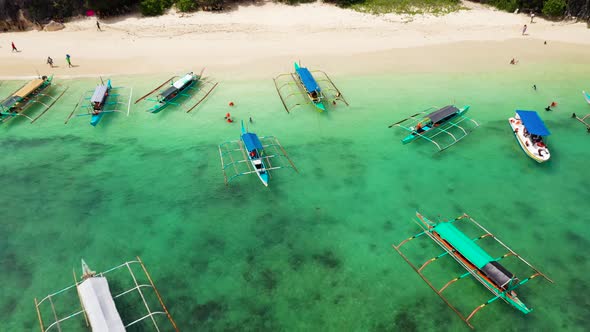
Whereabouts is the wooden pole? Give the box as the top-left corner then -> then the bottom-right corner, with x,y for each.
134,77 -> 174,104
136,256 -> 179,332
72,269 -> 89,327
34,298 -> 46,332
186,82 -> 218,113
31,87 -> 68,123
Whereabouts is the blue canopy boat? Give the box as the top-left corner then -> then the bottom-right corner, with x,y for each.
218,122 -> 298,186
241,121 -> 270,186
509,110 -> 551,162
294,62 -> 326,112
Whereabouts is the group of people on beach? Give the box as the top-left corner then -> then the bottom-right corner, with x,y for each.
46,54 -> 73,68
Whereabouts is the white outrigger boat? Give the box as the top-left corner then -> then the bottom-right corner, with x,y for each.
509,110 -> 551,163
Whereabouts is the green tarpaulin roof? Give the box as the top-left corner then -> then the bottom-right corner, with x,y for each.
434,222 -> 494,269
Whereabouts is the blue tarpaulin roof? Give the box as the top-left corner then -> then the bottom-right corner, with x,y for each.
295,67 -> 321,93
516,110 -> 551,136
241,133 -> 263,151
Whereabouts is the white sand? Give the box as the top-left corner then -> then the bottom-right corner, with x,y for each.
1,1 -> 589,79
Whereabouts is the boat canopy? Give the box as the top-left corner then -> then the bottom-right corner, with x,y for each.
14,78 -> 44,98
295,66 -> 321,93
481,261 -> 514,289
160,86 -> 177,100
516,110 -> 551,136
1,96 -> 20,108
433,222 -> 494,269
91,85 -> 109,103
173,73 -> 194,89
428,105 -> 459,124
77,277 -> 125,332
242,133 -> 263,152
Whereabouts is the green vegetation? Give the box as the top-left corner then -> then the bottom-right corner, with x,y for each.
488,0 -> 519,12
347,0 -> 462,15
542,0 -> 566,17
176,0 -> 199,11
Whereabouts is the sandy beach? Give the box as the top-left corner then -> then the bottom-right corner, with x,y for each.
1,1 -> 590,80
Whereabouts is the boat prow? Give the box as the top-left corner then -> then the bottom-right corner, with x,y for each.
314,102 -> 326,112
259,171 -> 269,187
90,113 -> 104,126
81,259 -> 96,279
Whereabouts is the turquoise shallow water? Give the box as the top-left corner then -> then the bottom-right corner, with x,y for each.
1,64 -> 590,331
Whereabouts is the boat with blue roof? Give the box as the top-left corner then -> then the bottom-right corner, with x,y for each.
218,121 -> 298,186
509,110 -> 551,162
273,62 -> 348,113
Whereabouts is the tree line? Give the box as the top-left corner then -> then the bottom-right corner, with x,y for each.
0,0 -> 587,24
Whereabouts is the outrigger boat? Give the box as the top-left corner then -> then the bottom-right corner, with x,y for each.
218,121 -> 298,186
134,69 -> 218,113
0,75 -> 66,124
34,257 -> 178,332
572,91 -> 590,132
509,110 -> 551,163
390,105 -> 479,151
273,62 -> 348,113
393,212 -> 553,329
65,79 -> 132,126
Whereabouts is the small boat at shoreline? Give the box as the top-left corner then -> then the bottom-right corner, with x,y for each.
0,75 -> 66,124
509,110 -> 551,163
65,78 -> 132,126
393,212 -> 553,329
294,62 -> 326,112
390,104 -> 479,152
583,90 -> 590,105
134,69 -> 218,113
273,62 -> 348,113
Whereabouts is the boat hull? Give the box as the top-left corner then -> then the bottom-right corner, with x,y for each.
583,91 -> 590,105
91,113 -> 105,126
401,105 -> 470,144
150,78 -> 196,113
509,117 -> 550,162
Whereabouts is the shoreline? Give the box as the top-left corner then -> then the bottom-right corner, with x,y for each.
0,2 -> 589,80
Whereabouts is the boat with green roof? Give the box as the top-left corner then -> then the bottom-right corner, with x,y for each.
393,212 -> 553,329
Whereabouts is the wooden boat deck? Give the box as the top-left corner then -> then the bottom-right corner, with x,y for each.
15,79 -> 44,98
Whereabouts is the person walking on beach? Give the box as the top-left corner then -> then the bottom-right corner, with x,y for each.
11,42 -> 18,52
47,56 -> 53,68
66,54 -> 72,68
530,12 -> 535,23
522,24 -> 527,35
97,21 -> 102,31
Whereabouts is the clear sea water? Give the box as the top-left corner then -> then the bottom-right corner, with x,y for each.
1,63 -> 589,331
